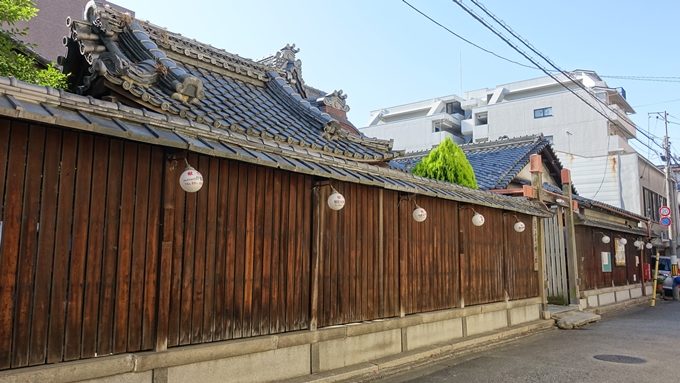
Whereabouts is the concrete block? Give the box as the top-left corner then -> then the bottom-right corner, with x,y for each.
587,295 -> 598,308
76,371 -> 152,383
317,329 -> 401,372
630,288 -> 643,298
598,292 -> 616,306
645,285 -> 654,295
405,318 -> 463,350
615,289 -> 630,302
465,310 -> 508,336
167,344 -> 309,383
509,304 -> 540,326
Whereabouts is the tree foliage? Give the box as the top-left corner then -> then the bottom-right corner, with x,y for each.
412,137 -> 478,189
0,0 -> 68,88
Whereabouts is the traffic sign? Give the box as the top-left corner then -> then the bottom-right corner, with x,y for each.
660,216 -> 672,226
659,206 -> 671,217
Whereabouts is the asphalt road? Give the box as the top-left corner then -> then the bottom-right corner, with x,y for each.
372,300 -> 679,383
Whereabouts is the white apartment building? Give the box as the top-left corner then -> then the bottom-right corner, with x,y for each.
362,71 -> 673,239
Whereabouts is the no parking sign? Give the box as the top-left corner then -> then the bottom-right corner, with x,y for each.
659,205 -> 672,226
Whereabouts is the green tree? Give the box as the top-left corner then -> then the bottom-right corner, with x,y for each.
0,0 -> 68,88
412,137 -> 478,189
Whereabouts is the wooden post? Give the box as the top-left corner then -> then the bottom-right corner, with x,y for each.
529,154 -> 549,315
309,184 -> 323,330
561,169 -> 580,307
156,156 -> 177,351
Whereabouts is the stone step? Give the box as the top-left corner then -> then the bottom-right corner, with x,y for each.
552,310 -> 601,329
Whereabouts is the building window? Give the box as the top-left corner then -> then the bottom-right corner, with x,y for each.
445,101 -> 463,115
533,107 -> 553,119
643,187 -> 667,222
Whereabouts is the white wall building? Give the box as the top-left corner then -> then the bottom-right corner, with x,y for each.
362,70 -> 672,238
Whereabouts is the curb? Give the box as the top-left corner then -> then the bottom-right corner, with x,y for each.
282,320 -> 555,383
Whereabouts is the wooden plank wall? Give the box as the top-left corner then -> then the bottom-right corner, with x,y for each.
503,213 -> 538,300
542,209 -> 568,301
0,119 -> 540,370
0,120 -> 163,369
459,206 -> 506,306
399,196 -> 460,315
577,226 -> 641,291
161,156 -> 312,346
315,183 -> 399,327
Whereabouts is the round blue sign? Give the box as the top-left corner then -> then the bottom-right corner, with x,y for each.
660,216 -> 672,226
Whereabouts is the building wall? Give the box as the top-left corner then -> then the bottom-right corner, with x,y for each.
361,117 -> 464,152
473,89 -> 611,157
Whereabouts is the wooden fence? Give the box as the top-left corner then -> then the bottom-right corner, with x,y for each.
0,119 -> 539,370
576,226 -> 642,290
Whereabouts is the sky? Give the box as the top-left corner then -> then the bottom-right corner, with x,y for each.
110,0 -> 680,163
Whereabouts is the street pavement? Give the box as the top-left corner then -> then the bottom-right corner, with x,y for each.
371,300 -> 679,383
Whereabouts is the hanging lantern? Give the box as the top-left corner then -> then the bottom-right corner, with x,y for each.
633,240 -> 643,249
472,212 -> 485,227
179,162 -> 203,193
327,189 -> 345,211
619,238 -> 627,245
601,235 -> 610,244
645,242 -> 653,249
513,221 -> 526,233
412,206 -> 427,222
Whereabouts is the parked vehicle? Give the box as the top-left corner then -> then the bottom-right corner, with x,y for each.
651,256 -> 680,300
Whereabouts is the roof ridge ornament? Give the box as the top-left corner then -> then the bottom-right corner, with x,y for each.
74,2 -> 205,104
319,89 -> 350,112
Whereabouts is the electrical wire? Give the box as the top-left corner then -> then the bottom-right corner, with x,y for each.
400,0 -> 537,70
459,0 -> 669,157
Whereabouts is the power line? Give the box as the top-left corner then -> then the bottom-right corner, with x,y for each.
402,0 -> 680,89
460,0 -> 668,156
403,0 -> 671,167
401,0 -> 536,70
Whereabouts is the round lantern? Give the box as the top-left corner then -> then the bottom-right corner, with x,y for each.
513,221 -> 526,233
179,165 -> 203,192
327,190 -> 345,211
619,238 -> 627,245
645,242 -> 653,250
633,240 -> 643,249
472,212 -> 485,227
412,206 -> 427,222
601,235 -> 610,244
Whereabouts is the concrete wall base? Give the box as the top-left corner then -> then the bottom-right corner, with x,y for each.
0,298 -> 543,383
581,283 -> 651,310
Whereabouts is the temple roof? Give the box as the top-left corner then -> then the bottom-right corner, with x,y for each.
393,135 -> 564,191
61,3 -> 396,163
0,76 -> 551,217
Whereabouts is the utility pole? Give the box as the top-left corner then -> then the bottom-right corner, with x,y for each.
661,111 -> 678,275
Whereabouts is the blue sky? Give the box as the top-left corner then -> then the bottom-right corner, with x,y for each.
113,0 -> 680,162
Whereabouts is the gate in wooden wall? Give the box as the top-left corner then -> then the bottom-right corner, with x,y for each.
542,207 -> 569,304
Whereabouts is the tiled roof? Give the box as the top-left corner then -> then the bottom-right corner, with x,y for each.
0,77 -> 551,218
392,135 -> 563,191
542,183 -> 648,222
61,4 -> 396,163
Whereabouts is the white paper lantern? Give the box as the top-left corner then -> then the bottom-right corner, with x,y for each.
601,235 -> 610,244
619,238 -> 627,245
633,240 -> 643,249
412,207 -> 427,222
179,165 -> 203,192
513,221 -> 526,233
645,242 -> 653,249
471,212 -> 485,227
327,190 -> 345,211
